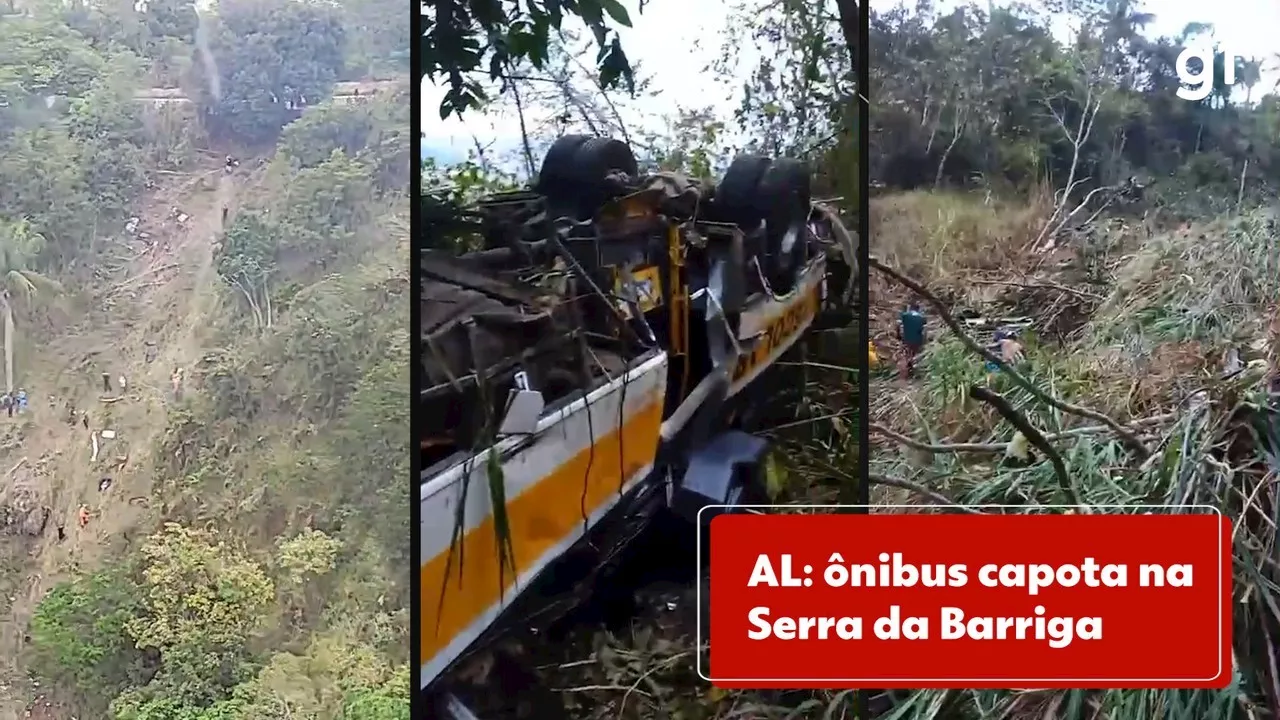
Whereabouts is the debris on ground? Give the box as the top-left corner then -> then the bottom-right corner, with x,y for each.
0,481 -> 49,538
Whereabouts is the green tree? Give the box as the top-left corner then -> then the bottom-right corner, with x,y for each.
68,52 -> 151,218
422,0 -> 638,117
195,0 -> 346,144
127,523 -> 275,705
0,217 -> 60,392
278,91 -> 411,193
340,666 -> 409,720
275,151 -> 375,272
275,527 -> 344,628
0,126 -> 96,263
28,566 -> 148,712
340,0 -> 410,79
0,16 -> 105,97
217,210 -> 281,330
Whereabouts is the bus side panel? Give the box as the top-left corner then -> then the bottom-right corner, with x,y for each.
419,355 -> 669,688
729,257 -> 826,395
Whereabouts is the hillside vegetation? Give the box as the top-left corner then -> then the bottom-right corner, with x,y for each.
0,1 -> 408,719
861,1 -> 1280,718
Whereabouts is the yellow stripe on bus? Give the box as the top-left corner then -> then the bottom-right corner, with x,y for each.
732,283 -> 821,383
420,397 -> 665,665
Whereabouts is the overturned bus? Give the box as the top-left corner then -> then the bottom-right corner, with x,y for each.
420,136 -> 858,716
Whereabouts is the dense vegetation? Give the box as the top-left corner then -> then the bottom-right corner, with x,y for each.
862,2 -> 1280,719
0,0 -> 409,718
870,0 -> 1279,215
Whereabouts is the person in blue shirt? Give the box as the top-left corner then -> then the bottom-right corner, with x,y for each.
897,302 -> 926,379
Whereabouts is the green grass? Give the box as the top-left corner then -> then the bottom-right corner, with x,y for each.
851,203 -> 1280,719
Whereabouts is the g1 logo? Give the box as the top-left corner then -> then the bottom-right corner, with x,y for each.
1175,46 -> 1240,102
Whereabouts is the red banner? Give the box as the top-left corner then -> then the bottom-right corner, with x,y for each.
704,510 -> 1230,689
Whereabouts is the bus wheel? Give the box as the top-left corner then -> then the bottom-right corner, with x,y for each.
536,135 -> 637,218
756,158 -> 812,294
714,154 -> 773,231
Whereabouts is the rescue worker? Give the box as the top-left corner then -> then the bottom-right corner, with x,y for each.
77,504 -> 90,529
16,388 -> 26,414
897,302 -> 926,380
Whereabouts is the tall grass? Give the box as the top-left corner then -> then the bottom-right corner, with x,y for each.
855,197 -> 1280,719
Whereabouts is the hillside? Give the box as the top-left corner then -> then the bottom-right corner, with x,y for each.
859,1 -> 1280,717
0,2 -> 408,719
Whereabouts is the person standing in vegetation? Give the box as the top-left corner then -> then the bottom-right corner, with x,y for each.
897,302 -> 926,380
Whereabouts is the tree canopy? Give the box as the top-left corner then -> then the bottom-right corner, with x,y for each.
423,0 -> 639,118
870,0 -> 1277,216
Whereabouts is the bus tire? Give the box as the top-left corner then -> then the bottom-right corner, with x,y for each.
756,157 -> 811,294
536,135 -> 637,217
536,134 -> 592,192
715,154 -> 773,230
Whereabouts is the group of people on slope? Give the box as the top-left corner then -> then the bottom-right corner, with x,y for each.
1,389 -> 28,417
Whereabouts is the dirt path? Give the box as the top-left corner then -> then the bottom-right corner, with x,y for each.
0,164 -> 237,719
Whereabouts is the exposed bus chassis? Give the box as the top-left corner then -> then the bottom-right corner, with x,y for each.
420,136 -> 857,717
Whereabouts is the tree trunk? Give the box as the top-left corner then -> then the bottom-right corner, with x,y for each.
4,298 -> 14,394
935,124 -> 962,188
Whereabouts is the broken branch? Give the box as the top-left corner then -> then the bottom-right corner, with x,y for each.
866,472 -> 985,514
969,385 -> 1078,507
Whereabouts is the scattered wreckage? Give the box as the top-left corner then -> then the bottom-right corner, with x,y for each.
419,136 -> 858,716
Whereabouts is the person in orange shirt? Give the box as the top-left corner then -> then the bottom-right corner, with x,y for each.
77,505 -> 91,529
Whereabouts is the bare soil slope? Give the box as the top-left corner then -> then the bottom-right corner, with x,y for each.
0,160 -> 237,719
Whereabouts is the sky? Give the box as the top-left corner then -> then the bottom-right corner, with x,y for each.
420,1 -> 738,165
421,0 -> 1280,167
